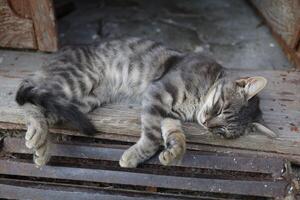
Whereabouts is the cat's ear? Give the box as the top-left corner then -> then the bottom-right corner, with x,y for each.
236,76 -> 267,100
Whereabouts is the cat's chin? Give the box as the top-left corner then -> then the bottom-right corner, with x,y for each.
221,134 -> 242,139
209,128 -> 243,139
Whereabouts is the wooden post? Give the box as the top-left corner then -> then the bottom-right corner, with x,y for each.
0,0 -> 37,49
29,0 -> 58,52
250,0 -> 300,68
0,0 -> 58,52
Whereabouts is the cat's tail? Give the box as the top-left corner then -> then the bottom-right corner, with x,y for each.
15,80 -> 97,135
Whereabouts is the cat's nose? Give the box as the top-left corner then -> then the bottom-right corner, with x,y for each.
199,112 -> 210,127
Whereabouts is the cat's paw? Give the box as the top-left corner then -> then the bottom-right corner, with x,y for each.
159,149 -> 183,166
33,142 -> 50,166
25,119 -> 50,166
25,119 -> 48,150
119,147 -> 139,168
159,149 -> 174,165
34,153 -> 50,166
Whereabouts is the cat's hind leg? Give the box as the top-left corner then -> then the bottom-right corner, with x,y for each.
24,94 -> 100,166
159,118 -> 186,166
23,104 -> 57,166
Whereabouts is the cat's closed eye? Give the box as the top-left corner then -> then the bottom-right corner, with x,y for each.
211,102 -> 222,116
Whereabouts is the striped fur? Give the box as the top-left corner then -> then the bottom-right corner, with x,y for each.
16,38 -> 266,167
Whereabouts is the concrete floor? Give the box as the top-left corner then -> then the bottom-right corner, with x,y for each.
0,0 -> 291,70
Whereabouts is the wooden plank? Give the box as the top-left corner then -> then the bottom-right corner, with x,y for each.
2,105 -> 299,157
262,19 -> 300,68
3,121 -> 300,166
9,0 -> 32,19
250,0 -> 300,68
2,137 -> 286,178
0,0 -> 37,49
0,178 -> 227,200
0,160 -> 288,197
28,0 -> 58,52
0,67 -> 299,159
251,0 -> 300,48
0,183 -> 188,200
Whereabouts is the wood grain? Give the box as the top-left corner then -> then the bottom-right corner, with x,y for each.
2,137 -> 287,176
28,0 -> 58,52
0,184 -> 184,200
269,25 -> 300,68
8,0 -> 32,19
250,0 -> 300,68
0,0 -> 37,49
0,137 -> 292,198
251,0 -> 300,48
0,160 -> 288,197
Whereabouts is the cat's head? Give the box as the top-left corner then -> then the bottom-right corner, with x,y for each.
197,76 -> 275,139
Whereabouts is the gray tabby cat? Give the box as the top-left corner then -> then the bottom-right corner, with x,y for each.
16,38 -> 275,167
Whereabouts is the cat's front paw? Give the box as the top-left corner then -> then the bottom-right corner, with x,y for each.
34,153 -> 50,166
33,141 -> 50,166
119,146 -> 139,168
25,120 -> 48,149
159,149 -> 183,166
25,119 -> 50,166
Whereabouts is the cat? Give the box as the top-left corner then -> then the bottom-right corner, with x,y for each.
15,37 -> 275,167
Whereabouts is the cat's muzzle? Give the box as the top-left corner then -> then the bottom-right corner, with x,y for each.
209,126 -> 244,139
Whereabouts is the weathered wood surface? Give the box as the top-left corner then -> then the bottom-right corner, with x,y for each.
251,0 -> 300,48
0,184 -> 176,200
0,133 -> 296,199
0,158 -> 288,198
3,137 -> 286,177
0,0 -> 37,49
250,0 -> 300,68
0,0 -> 58,52
0,134 -> 294,198
9,0 -> 32,19
0,183 -> 191,200
0,65 -> 299,161
28,0 -> 58,52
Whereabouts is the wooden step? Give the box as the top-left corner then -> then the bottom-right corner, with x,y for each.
0,136 -> 293,199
